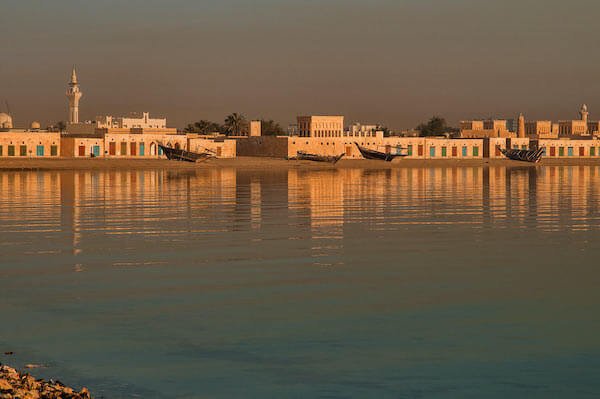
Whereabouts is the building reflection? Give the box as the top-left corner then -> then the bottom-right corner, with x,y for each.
2,165 -> 600,270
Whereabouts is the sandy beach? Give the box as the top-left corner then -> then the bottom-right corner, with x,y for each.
1,156 -> 600,171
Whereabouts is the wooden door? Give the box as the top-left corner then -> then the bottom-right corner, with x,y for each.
109,142 -> 116,155
78,146 -> 85,156
130,142 -> 137,156
452,147 -> 458,157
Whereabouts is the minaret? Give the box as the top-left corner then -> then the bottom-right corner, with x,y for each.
518,113 -> 525,138
66,67 -> 82,124
580,104 -> 589,134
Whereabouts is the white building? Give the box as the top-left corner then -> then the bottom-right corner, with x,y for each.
346,122 -> 381,138
96,112 -> 167,129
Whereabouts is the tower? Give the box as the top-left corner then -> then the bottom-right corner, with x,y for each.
518,113 -> 525,138
580,104 -> 589,134
66,67 -> 82,124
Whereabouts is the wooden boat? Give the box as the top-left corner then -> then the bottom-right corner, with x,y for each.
158,144 -> 214,163
354,142 -> 407,162
500,148 -> 544,163
289,151 -> 345,164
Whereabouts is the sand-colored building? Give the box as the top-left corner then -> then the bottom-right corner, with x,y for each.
459,119 -> 512,138
296,116 -> 344,138
0,131 -> 61,157
525,120 -> 556,138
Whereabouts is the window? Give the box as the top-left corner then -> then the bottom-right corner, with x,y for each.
559,147 -> 564,156
462,146 -> 467,157
8,145 -> 15,156
567,147 -> 573,156
36,145 -> 44,156
473,146 -> 479,157
407,145 -> 413,156
51,145 -> 58,156
20,145 -> 27,156
430,146 -> 435,157
441,146 -> 447,157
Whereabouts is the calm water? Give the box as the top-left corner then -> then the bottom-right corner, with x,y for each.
1,166 -> 600,398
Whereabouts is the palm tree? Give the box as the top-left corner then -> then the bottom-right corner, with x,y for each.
194,120 -> 217,134
223,113 -> 246,136
56,121 -> 66,133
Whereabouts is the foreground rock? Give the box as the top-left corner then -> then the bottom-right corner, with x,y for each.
0,364 -> 91,399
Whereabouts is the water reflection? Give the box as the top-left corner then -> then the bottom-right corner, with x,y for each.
2,166 -> 600,247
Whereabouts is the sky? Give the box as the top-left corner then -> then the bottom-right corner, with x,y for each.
1,0 -> 600,130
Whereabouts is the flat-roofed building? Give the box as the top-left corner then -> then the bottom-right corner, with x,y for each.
525,120 -> 555,138
96,112 -> 167,129
0,131 -> 61,158
297,116 -> 344,138
459,119 -> 511,138
558,120 -> 587,136
346,122 -> 379,138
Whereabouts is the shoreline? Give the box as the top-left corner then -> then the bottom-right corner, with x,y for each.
1,156 -> 600,171
0,364 -> 91,399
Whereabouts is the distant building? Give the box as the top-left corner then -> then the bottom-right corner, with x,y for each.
249,120 -> 261,137
346,122 -> 379,138
525,120 -> 555,138
558,105 -> 595,137
287,124 -> 298,136
459,119 -> 511,138
296,116 -> 344,138
96,112 -> 167,129
0,113 -> 13,129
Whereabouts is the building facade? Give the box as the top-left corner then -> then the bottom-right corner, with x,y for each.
296,116 -> 344,138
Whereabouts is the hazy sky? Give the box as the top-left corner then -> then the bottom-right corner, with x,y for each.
2,0 -> 600,130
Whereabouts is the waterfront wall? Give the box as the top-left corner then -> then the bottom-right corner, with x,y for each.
0,132 -> 61,158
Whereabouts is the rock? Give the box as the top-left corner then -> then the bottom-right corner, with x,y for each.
78,387 -> 90,399
0,378 -> 13,391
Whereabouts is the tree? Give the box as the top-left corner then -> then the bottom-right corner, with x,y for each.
55,121 -> 66,132
223,113 -> 246,136
416,116 -> 456,137
184,119 -> 225,134
260,119 -> 285,136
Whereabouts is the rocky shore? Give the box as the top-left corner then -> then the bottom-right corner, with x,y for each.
0,364 -> 91,399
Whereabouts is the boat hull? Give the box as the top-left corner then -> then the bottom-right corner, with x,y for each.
354,143 -> 405,162
500,148 -> 543,163
158,144 -> 214,163
289,152 -> 345,164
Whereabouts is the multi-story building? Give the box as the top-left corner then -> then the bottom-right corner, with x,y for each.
459,119 -> 511,138
296,116 -> 344,138
525,120 -> 554,138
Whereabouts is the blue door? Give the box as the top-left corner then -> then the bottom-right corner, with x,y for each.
462,146 -> 467,157
568,147 -> 574,156
93,145 -> 100,157
36,145 -> 44,156
430,146 -> 435,157
139,143 -> 145,156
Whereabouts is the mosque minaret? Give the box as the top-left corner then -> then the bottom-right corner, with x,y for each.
66,67 -> 82,123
